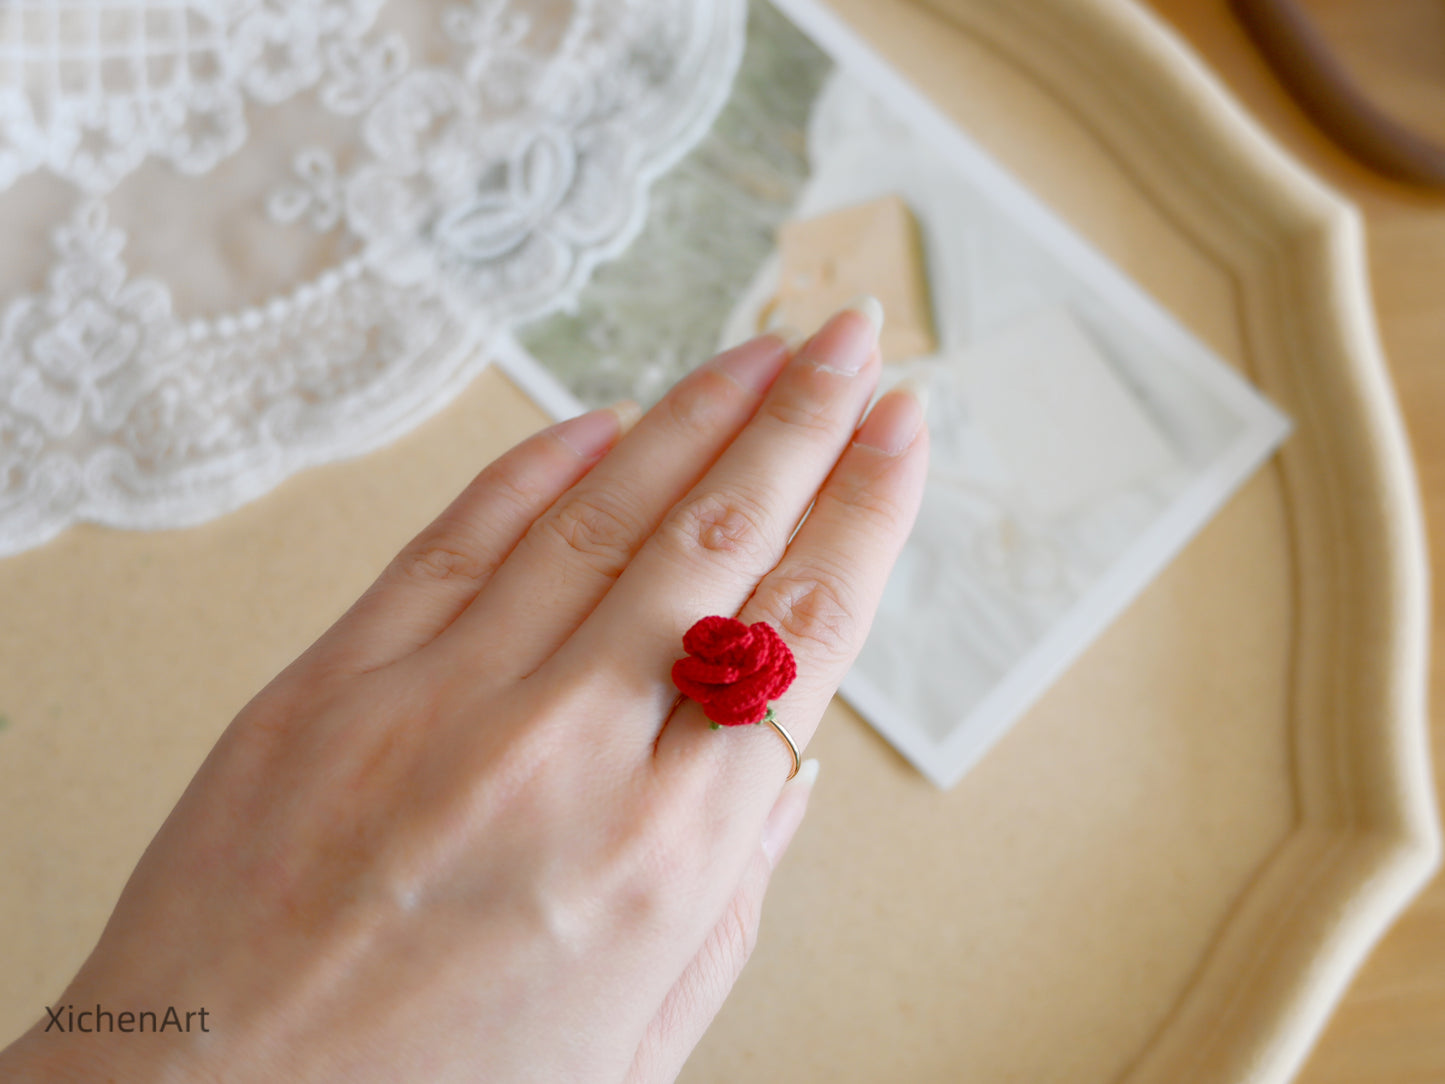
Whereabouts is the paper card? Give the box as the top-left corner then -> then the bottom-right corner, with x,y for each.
963,308 -> 1180,522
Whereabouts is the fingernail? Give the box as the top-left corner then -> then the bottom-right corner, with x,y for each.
552,400 -> 637,460
611,398 -> 643,436
845,294 -> 885,335
796,757 -> 820,788
813,295 -> 884,376
760,758 -> 819,869
762,307 -> 809,353
853,379 -> 928,456
713,335 -> 792,394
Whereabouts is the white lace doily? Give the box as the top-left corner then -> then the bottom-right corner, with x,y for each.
0,0 -> 745,556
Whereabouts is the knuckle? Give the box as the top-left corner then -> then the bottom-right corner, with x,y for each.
631,776 -> 706,876
596,816 -> 700,937
760,562 -> 857,662
662,370 -> 731,431
539,490 -> 640,578
762,385 -> 841,439
394,535 -> 494,587
663,490 -> 774,563
480,457 -> 548,518
816,471 -> 911,532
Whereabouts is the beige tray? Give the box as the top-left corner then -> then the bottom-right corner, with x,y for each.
681,1 -> 1438,1081
0,0 -> 1437,1081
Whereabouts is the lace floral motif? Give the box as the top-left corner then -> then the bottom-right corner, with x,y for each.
0,0 -> 746,555
0,0 -> 388,193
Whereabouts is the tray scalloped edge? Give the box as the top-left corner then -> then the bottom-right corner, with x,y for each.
903,0 -> 1440,1080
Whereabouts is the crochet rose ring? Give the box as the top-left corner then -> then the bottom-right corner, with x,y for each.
670,615 -> 801,779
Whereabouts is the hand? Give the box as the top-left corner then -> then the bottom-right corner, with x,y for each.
0,300 -> 929,1083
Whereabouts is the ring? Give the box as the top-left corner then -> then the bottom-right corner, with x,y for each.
761,706 -> 801,781
670,615 -> 801,779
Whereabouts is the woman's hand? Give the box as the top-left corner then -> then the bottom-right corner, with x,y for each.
0,299 -> 929,1083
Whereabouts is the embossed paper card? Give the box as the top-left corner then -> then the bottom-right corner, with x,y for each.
497,0 -> 1290,787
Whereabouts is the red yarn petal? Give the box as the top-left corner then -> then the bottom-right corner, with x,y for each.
702,687 -> 772,726
749,622 -> 797,697
672,616 -> 797,727
710,670 -> 777,723
682,616 -> 750,662
671,656 -> 741,688
672,661 -> 736,704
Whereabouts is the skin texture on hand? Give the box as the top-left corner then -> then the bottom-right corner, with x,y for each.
0,301 -> 929,1083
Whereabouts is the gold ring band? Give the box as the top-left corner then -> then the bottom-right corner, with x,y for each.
762,707 -> 800,781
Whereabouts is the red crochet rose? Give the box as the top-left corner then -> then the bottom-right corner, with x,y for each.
671,616 -> 797,727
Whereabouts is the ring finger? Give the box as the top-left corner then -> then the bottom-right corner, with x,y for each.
656,380 -> 929,808
547,299 -> 889,752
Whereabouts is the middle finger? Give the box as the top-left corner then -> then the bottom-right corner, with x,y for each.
549,299 -> 883,731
